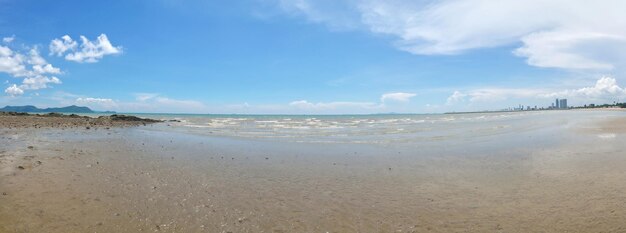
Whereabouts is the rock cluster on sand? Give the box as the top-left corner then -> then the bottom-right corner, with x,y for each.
0,112 -> 162,128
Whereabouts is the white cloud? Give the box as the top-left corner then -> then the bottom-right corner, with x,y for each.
21,76 -> 62,90
0,45 -> 27,77
28,48 -> 47,66
288,100 -> 383,113
275,0 -> 626,70
2,35 -> 15,43
542,76 -> 626,101
446,91 -> 467,105
76,97 -> 118,109
1,45 -> 63,96
32,64 -> 61,74
76,97 -> 115,104
50,34 -> 122,63
2,34 -> 117,96
381,92 -> 416,103
4,84 -> 23,96
49,35 -> 77,56
513,31 -> 625,70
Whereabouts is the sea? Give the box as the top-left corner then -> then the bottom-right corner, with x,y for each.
82,110 -> 626,145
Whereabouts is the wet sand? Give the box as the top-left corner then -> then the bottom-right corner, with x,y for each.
2,111 -> 626,232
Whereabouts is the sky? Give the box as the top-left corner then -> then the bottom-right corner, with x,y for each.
2,0 -> 626,114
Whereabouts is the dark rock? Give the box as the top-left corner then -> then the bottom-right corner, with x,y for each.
45,112 -> 64,117
109,114 -> 161,123
17,166 -> 25,170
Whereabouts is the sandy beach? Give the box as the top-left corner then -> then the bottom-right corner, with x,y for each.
2,110 -> 626,232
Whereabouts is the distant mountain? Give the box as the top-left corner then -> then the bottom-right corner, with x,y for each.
0,105 -> 107,113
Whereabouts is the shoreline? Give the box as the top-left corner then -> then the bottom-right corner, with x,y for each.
445,107 -> 626,115
0,111 -> 162,129
2,110 -> 626,232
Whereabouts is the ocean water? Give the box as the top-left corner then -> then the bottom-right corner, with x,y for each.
123,110 -> 626,144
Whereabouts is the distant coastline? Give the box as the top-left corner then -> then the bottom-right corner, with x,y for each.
446,102 -> 626,114
0,105 -> 115,114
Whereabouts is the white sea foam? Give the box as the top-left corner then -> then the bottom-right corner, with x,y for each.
598,134 -> 616,139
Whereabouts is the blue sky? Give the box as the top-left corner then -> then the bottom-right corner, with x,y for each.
2,0 -> 626,113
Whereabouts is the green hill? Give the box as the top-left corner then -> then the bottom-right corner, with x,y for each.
0,105 -> 97,113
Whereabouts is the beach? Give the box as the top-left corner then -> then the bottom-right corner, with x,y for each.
2,110 -> 626,232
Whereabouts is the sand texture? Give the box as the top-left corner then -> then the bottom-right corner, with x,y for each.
2,110 -> 626,232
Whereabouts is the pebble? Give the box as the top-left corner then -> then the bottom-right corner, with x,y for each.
17,166 -> 25,170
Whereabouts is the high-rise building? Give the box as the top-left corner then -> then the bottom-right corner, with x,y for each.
559,99 -> 567,109
555,99 -> 560,109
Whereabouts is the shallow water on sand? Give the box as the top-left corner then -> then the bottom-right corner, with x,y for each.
2,110 -> 626,232
138,110 -> 622,145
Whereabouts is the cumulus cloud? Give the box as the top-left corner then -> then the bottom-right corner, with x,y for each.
50,34 -> 122,63
32,64 -> 61,74
49,35 -> 77,56
4,84 -> 23,96
1,45 -> 63,95
381,92 -> 416,103
274,0 -> 626,70
21,76 -> 62,90
542,77 -> 626,101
